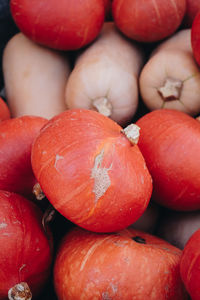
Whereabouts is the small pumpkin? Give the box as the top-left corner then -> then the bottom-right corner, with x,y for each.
54,226 -> 188,300
31,109 -> 152,232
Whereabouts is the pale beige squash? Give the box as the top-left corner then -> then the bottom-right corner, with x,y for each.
139,29 -> 200,116
65,22 -> 144,126
3,33 -> 71,119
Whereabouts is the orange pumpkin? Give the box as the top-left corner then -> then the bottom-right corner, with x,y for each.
31,109 -> 152,232
180,228 -> 200,300
54,226 -> 188,300
0,97 -> 10,121
136,109 -> 200,211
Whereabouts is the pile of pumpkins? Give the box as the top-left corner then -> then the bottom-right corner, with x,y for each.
1,1 -> 200,299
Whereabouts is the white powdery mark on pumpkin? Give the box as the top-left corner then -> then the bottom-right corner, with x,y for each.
54,154 -> 64,171
0,222 -> 7,229
19,264 -> 26,272
91,149 -> 112,204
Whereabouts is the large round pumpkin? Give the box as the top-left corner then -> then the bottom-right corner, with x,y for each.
136,109 -> 200,211
31,109 -> 152,232
54,226 -> 188,300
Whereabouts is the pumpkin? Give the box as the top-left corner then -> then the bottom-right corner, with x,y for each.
136,109 -> 200,211
180,228 -> 200,300
31,109 -> 152,232
0,97 -> 10,121
112,0 -> 186,42
0,115 -> 47,199
10,0 -> 105,50
0,190 -> 52,299
54,226 -> 188,300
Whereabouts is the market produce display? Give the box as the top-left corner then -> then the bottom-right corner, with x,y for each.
1,0 -> 200,299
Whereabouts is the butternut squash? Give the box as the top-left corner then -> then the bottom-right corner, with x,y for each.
3,33 -> 71,119
139,29 -> 200,116
65,22 -> 144,126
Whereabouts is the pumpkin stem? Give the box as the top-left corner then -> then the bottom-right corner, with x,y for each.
132,236 -> 146,244
42,204 -> 56,230
122,124 -> 140,145
32,182 -> 46,200
8,282 -> 32,300
196,116 -> 200,121
157,78 -> 183,101
92,97 -> 112,117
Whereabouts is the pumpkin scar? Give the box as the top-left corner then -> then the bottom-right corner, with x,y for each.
0,222 -> 7,229
54,154 -> 64,171
91,149 -> 112,204
80,236 -> 111,271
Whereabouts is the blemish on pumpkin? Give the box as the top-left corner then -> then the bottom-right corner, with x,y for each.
2,232 -> 11,236
80,237 -> 111,271
0,222 -> 7,229
110,283 -> 118,294
54,154 -> 64,170
91,149 -> 112,204
132,236 -> 146,244
19,264 -> 26,272
102,291 -> 112,300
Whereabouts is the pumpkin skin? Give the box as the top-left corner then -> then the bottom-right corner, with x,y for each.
0,97 -> 10,121
136,109 -> 200,211
183,0 -> 200,27
10,0 -> 105,50
54,226 -> 188,300
112,0 -> 186,42
191,11 -> 200,66
0,115 -> 47,198
180,228 -> 200,300
0,190 -> 52,299
31,109 -> 152,232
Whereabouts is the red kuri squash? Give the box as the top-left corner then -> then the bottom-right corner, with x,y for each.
31,109 -> 152,232
180,228 -> 200,300
136,109 -> 200,211
10,0 -> 105,50
54,226 -> 188,300
0,115 -> 47,198
0,190 -> 52,299
0,97 -> 10,121
112,0 -> 186,42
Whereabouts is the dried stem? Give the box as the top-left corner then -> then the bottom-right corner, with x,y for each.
33,183 -> 46,200
157,78 -> 183,101
122,124 -> 140,145
92,97 -> 112,117
8,282 -> 32,300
